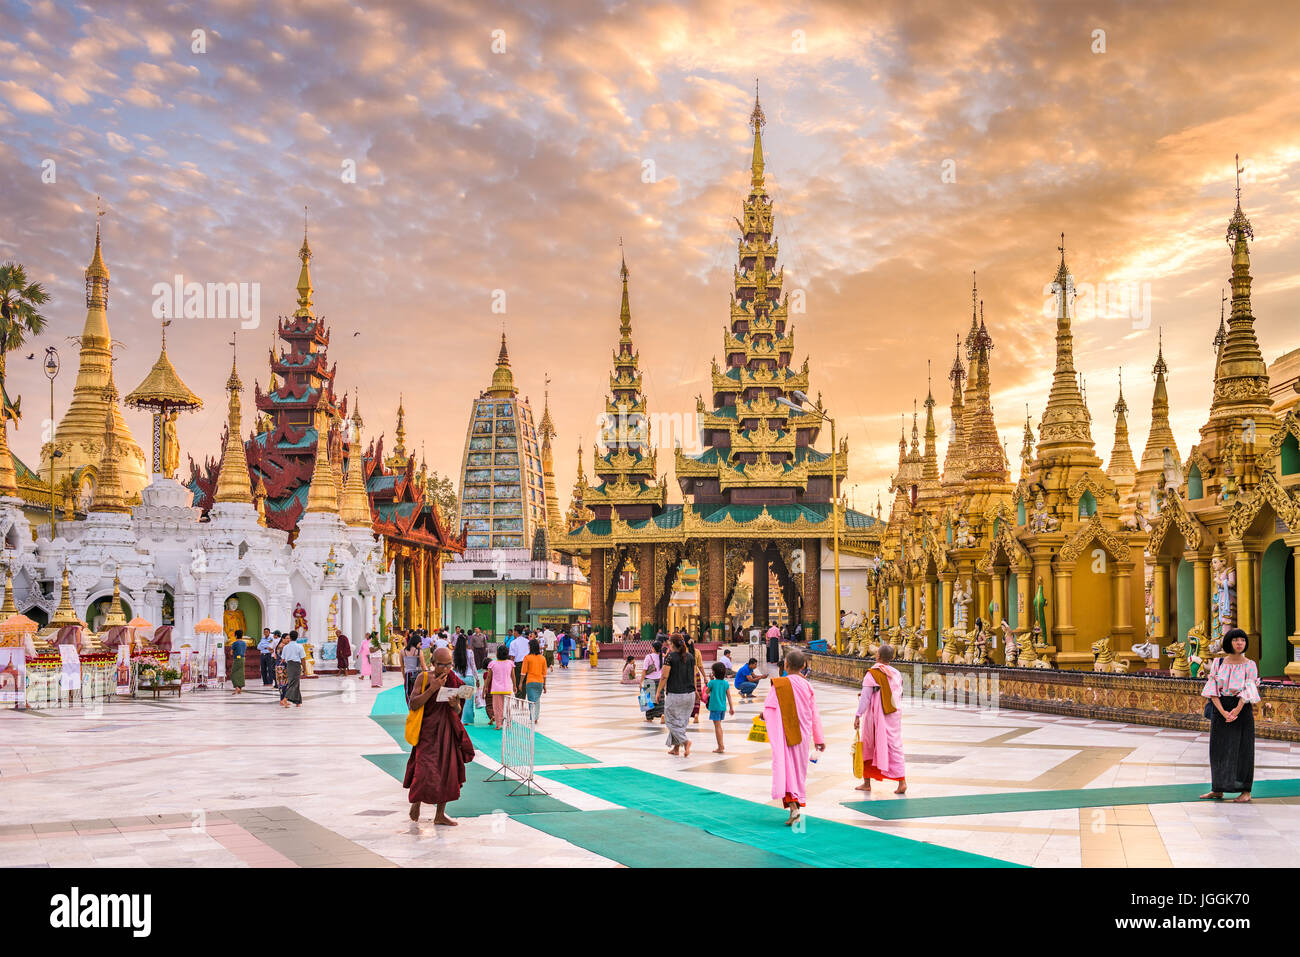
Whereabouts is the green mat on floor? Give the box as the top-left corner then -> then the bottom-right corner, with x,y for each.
369,713 -> 597,765
371,684 -> 411,715
465,724 -> 598,766
517,809 -> 815,868
841,778 -> 1300,820
543,766 -> 1017,868
362,752 -> 577,817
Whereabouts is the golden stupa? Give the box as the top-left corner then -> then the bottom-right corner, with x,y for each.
39,217 -> 149,503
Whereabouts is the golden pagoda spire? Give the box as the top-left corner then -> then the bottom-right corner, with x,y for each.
49,564 -> 81,629
1206,159 -> 1271,424
749,79 -> 766,191
1020,406 -> 1035,482
487,333 -> 516,397
213,343 -> 254,504
341,393 -> 372,528
101,567 -> 127,628
1133,330 -> 1180,509
1034,233 -> 1100,467
254,476 -> 268,527
921,361 -> 940,484
294,208 -> 314,319
942,334 -> 968,487
1107,368 -> 1137,505
90,378 -> 131,513
0,565 -> 15,616
304,403 -> 340,514
41,208 -> 148,498
962,301 -> 1008,481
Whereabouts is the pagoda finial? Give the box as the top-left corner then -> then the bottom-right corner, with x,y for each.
294,214 -> 314,319
304,404 -> 340,515
1153,327 -> 1168,380
749,79 -> 766,189
1114,366 -> 1128,418
618,246 -> 632,332
1226,154 -> 1254,248
85,198 -> 110,309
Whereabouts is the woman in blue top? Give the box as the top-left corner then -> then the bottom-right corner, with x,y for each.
229,630 -> 247,695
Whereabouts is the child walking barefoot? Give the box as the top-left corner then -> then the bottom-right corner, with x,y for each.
706,662 -> 734,753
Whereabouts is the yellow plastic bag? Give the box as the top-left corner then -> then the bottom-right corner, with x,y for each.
852,740 -> 864,779
404,674 -> 429,745
747,715 -> 768,742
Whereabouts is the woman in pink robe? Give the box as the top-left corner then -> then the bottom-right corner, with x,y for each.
358,634 -> 372,679
855,643 -> 907,794
762,650 -> 825,825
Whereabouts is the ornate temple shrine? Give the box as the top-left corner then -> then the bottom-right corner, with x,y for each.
870,179 -> 1299,681
188,232 -> 461,633
443,338 -> 584,637
562,92 -> 880,642
0,219 -> 394,663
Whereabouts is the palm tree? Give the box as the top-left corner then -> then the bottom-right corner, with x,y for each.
0,262 -> 51,494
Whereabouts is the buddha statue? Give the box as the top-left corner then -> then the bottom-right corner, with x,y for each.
222,597 -> 245,644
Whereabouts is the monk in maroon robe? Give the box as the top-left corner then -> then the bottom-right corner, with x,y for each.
404,647 -> 475,825
336,633 -> 351,676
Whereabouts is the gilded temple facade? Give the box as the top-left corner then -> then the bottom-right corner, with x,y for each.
563,93 -> 879,643
873,187 -> 1299,679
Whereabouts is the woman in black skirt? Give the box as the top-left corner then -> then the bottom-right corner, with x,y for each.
1199,628 -> 1259,804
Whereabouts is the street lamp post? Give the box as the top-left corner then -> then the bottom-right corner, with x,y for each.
776,390 -> 843,654
43,347 -> 60,539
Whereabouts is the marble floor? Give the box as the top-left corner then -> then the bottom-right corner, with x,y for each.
3,663 -> 1299,867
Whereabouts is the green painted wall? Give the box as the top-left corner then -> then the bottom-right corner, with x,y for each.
1261,540 -> 1294,678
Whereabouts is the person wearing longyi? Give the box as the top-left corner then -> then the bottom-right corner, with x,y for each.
404,647 -> 476,826
854,643 -> 907,795
761,649 -> 825,825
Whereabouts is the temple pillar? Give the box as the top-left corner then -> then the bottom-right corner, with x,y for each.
753,544 -> 769,630
990,571 -> 1005,629
707,538 -> 726,641
887,582 -> 899,628
1152,561 -> 1170,641
802,537 -> 821,644
976,576 -> 991,629
1287,544 -> 1300,681
698,547 -> 711,634
589,547 -> 608,643
1232,547 -> 1255,637
1015,566 -> 1030,634
639,542 -> 657,640
1192,554 -> 1211,635
940,575 -> 954,632
1053,567 -> 1075,663
1112,560 -> 1134,647
494,588 -> 508,639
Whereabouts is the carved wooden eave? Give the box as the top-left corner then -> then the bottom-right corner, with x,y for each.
1066,470 -> 1118,505
1227,470 -> 1299,542
980,519 -> 1032,575
1058,513 -> 1130,564
1146,491 -> 1206,554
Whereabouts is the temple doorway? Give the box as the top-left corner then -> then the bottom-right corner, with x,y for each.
1261,540 -> 1295,678
223,592 -> 263,642
85,594 -> 132,631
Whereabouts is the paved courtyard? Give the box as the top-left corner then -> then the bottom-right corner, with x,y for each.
3,662 -> 1300,867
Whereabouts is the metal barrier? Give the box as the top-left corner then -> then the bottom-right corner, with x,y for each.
483,695 -> 550,796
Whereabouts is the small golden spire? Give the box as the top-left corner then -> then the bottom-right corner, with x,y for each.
254,476 -> 268,527
49,564 -> 81,629
0,565 -> 15,616
213,346 -> 254,504
304,404 -> 340,514
294,209 -> 314,319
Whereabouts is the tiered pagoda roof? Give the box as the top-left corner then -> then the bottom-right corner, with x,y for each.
674,88 -> 847,508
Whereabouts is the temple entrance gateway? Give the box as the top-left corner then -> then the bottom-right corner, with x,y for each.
561,95 -> 881,642
1261,539 -> 1296,677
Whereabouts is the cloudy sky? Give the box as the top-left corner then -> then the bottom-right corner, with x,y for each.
1,0 -> 1297,510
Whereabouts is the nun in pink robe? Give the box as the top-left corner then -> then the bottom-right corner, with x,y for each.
856,655 -> 907,792
358,634 -> 373,679
762,662 -> 825,821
